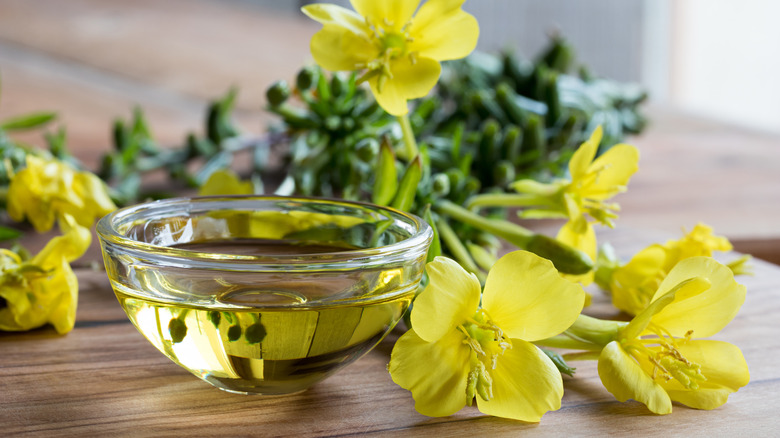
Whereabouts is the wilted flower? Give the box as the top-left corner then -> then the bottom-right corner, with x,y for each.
0,215 -> 90,333
7,155 -> 116,232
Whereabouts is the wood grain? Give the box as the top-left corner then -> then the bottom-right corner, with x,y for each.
1,229 -> 778,436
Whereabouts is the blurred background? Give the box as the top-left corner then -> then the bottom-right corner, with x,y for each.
0,0 -> 778,261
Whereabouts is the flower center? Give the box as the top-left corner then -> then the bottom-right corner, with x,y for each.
357,18 -> 418,92
458,309 -> 512,404
630,327 -> 707,390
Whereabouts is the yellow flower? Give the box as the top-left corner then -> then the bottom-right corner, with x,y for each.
389,252 -> 585,421
598,257 -> 749,414
509,127 -> 639,286
609,223 -> 738,315
198,169 -> 254,196
7,155 -> 116,233
0,214 -> 90,334
302,0 -> 479,115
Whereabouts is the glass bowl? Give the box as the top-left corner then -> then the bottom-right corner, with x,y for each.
97,196 -> 432,395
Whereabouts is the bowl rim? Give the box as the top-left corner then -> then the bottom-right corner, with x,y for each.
96,195 -> 432,267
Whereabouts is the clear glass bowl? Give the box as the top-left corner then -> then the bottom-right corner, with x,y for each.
97,196 -> 432,395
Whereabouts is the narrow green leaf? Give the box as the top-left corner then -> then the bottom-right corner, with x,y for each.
372,140 -> 398,206
0,225 -> 22,241
422,205 -> 441,263
391,155 -> 422,211
0,112 -> 56,131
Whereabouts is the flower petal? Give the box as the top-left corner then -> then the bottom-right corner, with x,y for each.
45,256 -> 79,334
582,144 -> 640,200
598,341 -> 672,414
368,56 -> 440,116
659,340 -> 750,410
481,251 -> 584,342
411,256 -> 481,343
302,3 -> 368,35
409,0 -> 479,61
476,340 -> 563,422
622,276 -> 710,341
568,126 -> 602,182
389,328 -> 470,417
651,257 -> 746,338
309,24 -> 376,72
556,220 -> 596,285
350,0 -> 420,32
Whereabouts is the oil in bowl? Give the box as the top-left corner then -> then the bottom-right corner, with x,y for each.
98,197 -> 432,395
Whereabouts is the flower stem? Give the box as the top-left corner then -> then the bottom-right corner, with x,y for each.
534,334 -> 604,351
562,351 -> 601,361
467,193 -> 552,210
434,199 -> 534,245
397,114 -> 418,160
565,314 -> 626,347
436,217 -> 486,283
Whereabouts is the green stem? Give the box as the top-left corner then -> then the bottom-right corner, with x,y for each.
434,199 -> 534,246
436,218 -> 486,283
534,334 -> 603,351
562,351 -> 601,361
565,314 -> 626,347
467,193 -> 552,210
398,114 -> 418,160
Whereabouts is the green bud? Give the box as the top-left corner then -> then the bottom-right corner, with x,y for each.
266,80 -> 291,107
227,324 -> 242,342
245,321 -> 267,344
354,138 -> 379,163
324,115 -> 341,131
431,173 -> 450,196
208,311 -> 221,328
493,160 -> 516,187
525,234 -> 593,275
168,318 -> 187,344
296,66 -> 318,91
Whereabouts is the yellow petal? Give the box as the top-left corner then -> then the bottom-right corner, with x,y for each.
598,341 -> 672,414
582,144 -> 640,200
302,3 -> 368,35
45,256 -> 79,334
651,257 -> 746,338
610,244 -> 667,315
389,329 -> 470,417
568,126 -> 602,182
556,220 -> 596,285
409,0 -> 479,61
309,24 -> 376,72
350,0 -> 420,32
476,340 -> 563,422
198,169 -> 254,196
411,256 -> 481,343
32,215 -> 91,267
660,340 -> 750,409
368,56 -> 441,116
481,251 -> 584,342
622,276 -> 710,341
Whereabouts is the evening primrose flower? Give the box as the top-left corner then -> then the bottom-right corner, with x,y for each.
302,0 -> 479,115
598,257 -> 749,414
608,224 -> 743,315
389,252 -> 585,421
0,214 -> 90,334
7,155 -> 116,233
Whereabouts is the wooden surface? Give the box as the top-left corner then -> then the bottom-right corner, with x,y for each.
2,229 -> 779,436
1,1 -> 780,435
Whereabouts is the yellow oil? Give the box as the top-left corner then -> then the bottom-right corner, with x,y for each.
113,240 -> 412,395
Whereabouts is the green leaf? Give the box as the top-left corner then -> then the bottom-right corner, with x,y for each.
0,112 -> 56,131
0,225 -> 22,241
372,140 -> 398,206
422,205 -> 441,263
391,155 -> 422,211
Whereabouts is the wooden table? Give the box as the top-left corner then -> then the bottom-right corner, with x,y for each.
1,0 -> 780,435
2,229 -> 778,436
